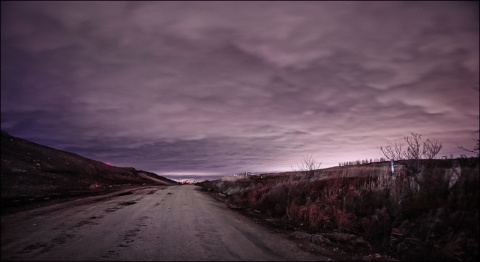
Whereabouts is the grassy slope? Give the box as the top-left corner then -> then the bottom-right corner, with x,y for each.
198,160 -> 479,261
1,130 -> 178,210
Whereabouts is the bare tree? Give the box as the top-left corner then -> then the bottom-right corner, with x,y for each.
380,133 -> 443,175
292,155 -> 321,176
458,130 -> 480,157
422,138 -> 443,159
380,140 -> 403,161
404,133 -> 442,160
381,133 -> 442,161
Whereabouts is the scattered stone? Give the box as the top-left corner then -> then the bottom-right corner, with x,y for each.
323,232 -> 357,242
312,234 -> 333,246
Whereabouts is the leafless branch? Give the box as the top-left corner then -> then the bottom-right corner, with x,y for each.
380,141 -> 403,160
423,138 -> 443,159
293,154 -> 322,172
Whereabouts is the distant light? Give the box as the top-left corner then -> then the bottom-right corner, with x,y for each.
106,162 -> 111,166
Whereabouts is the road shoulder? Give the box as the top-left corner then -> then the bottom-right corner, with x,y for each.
196,185 -> 398,261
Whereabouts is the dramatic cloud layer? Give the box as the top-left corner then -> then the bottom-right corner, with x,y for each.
2,2 -> 478,180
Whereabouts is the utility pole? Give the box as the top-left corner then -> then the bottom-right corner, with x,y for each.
390,159 -> 395,175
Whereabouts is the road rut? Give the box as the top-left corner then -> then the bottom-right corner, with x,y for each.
1,185 -> 331,261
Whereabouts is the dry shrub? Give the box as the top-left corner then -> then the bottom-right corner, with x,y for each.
286,198 -> 335,231
197,159 -> 479,261
247,186 -> 266,207
433,231 -> 466,261
332,205 -> 356,232
257,183 -> 289,216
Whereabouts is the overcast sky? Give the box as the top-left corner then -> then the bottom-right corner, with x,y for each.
1,1 -> 478,180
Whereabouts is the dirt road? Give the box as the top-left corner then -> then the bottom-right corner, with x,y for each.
1,185 -> 331,261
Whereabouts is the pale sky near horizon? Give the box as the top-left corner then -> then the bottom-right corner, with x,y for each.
1,1 -> 478,180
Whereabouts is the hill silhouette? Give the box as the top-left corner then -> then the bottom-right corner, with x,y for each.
1,130 -> 177,213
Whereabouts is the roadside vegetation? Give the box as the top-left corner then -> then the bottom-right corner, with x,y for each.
198,134 -> 479,261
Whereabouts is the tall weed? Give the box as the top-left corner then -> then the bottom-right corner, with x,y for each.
198,159 -> 479,261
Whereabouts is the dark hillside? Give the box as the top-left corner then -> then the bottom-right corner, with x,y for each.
1,130 -> 178,212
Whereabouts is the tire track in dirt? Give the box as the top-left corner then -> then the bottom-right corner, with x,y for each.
2,186 -> 330,261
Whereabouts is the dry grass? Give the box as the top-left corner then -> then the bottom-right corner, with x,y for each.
198,159 -> 479,261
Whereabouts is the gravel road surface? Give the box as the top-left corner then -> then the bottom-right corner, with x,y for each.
1,185 -> 332,261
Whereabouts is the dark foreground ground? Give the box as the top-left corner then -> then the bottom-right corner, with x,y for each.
2,185 -> 376,261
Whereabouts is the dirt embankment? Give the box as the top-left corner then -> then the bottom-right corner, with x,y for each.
1,130 -> 178,214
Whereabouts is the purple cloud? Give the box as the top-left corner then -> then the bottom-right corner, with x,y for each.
1,1 -> 478,179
